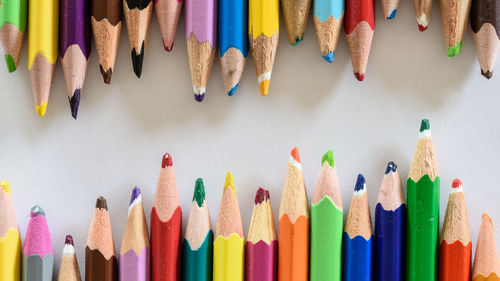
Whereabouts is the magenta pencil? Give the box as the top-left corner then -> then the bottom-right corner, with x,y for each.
245,188 -> 277,281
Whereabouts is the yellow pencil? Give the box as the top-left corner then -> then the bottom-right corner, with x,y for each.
28,0 -> 58,117
0,181 -> 21,281
248,0 -> 279,96
213,172 -> 245,281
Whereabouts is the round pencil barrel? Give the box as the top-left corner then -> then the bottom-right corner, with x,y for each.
313,0 -> 344,62
59,0 -> 91,119
406,119 -> 440,281
0,0 -> 27,72
278,147 -> 309,281
28,0 -> 58,117
0,181 -> 21,281
218,0 -> 248,96
57,235 -> 82,281
343,174 -> 373,281
185,0 -> 216,101
245,188 -> 278,281
374,162 -> 406,281
151,153 -> 182,281
310,151 -> 343,281
22,206 -> 53,281
85,197 -> 118,281
213,172 -> 245,281
183,178 -> 213,281
438,179 -> 471,281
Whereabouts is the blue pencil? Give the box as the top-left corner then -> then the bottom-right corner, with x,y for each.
218,0 -> 248,97
313,0 -> 344,62
343,174 -> 373,281
374,162 -> 406,281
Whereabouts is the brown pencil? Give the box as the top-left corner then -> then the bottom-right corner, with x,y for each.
85,197 -> 118,281
472,214 -> 500,281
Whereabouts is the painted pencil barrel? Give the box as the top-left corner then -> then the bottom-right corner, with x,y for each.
218,0 -> 248,96
310,197 -> 343,281
343,233 -> 373,281
374,203 -> 406,281
439,241 -> 472,281
119,248 -> 150,281
406,175 -> 439,281
183,231 -> 214,281
278,215 -> 309,281
245,240 -> 278,281
313,0 -> 344,62
0,181 -> 21,281
213,234 -> 245,281
0,0 -> 27,71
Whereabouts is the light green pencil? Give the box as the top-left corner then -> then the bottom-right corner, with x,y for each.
0,0 -> 27,72
310,150 -> 343,281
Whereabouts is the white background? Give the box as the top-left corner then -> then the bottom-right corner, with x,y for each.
1,0 -> 500,277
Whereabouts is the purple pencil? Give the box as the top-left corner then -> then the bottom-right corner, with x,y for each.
119,187 -> 150,281
184,0 -> 216,101
59,0 -> 91,119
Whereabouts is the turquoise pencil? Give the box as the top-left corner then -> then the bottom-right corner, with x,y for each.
313,0 -> 344,62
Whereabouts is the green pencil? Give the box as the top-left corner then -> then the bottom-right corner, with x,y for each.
182,178 -> 213,281
406,119 -> 440,281
310,150 -> 343,281
0,0 -> 27,72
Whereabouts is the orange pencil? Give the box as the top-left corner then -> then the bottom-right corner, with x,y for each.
472,214 -> 500,281
278,147 -> 309,281
439,179 -> 471,281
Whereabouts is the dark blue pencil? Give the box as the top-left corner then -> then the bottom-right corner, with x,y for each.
374,162 -> 406,281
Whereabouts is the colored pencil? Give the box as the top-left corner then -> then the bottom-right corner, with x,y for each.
0,0 -> 26,72
374,161 -> 406,281
406,119 -> 440,281
151,153 -> 182,281
472,214 -> 500,281
310,150 -> 343,281
278,147 -> 309,281
123,0 -> 152,78
343,174 -> 373,281
185,0 -> 216,101
85,197 -> 118,281
248,0 -> 279,96
120,187 -> 151,281
380,0 -> 398,18
0,181 -> 21,281
22,206 -> 53,281
313,0 -> 344,62
57,235 -> 82,281
154,0 -> 183,51
344,0 -> 374,81
439,0 -> 471,56
91,0 -> 121,84
246,187 -> 278,281
413,0 -> 432,30
470,0 -> 500,79
281,0 -> 311,45
28,0 -> 58,117
183,178 -> 213,281
59,0 -> 91,119
439,179 -> 471,281
213,172 -> 245,281
218,0 -> 248,96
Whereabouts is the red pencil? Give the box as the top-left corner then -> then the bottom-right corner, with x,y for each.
344,0 -> 375,81
151,153 -> 182,281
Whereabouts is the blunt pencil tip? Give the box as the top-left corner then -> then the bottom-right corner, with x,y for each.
162,153 -> 173,168
385,161 -> 397,174
420,119 -> 430,132
354,72 -> 364,81
354,174 -> 366,191
69,89 -> 81,119
5,54 -> 16,72
96,196 -> 108,210
481,69 -> 493,79
100,65 -> 112,84
65,235 -> 74,246
322,150 -> 334,167
322,52 -> 335,63
254,187 -> 270,204
193,178 -> 206,206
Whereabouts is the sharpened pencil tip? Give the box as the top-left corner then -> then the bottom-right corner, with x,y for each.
163,40 -> 174,52
385,161 -> 397,174
224,172 -> 235,192
162,153 -> 173,168
194,92 -> 205,102
354,72 -> 364,81
447,42 -> 462,57
130,186 -> 141,205
292,35 -> 304,46
481,69 -> 493,79
354,174 -> 366,191
420,119 -> 430,132
100,65 -> 112,84
418,24 -> 427,31
193,178 -> 205,207
386,9 -> 397,19
5,54 -> 16,72
31,205 -> 45,217
36,102 -> 47,117
65,235 -> 74,246
322,52 -> 335,63
254,187 -> 270,204
132,42 -> 145,78
69,89 -> 81,119
227,84 -> 239,96
95,196 -> 108,210
322,150 -> 335,167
